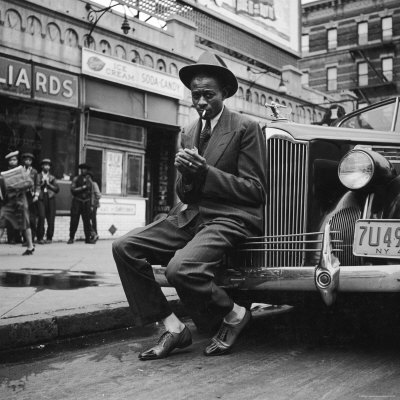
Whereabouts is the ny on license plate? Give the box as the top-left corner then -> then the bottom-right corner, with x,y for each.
353,219 -> 400,258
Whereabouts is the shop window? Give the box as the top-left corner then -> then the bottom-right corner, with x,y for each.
358,62 -> 368,86
382,16 -> 392,41
302,34 -> 309,54
88,116 -> 145,147
382,57 -> 393,81
0,98 -> 78,179
327,67 -> 337,91
358,22 -> 368,45
327,28 -> 337,50
127,154 -> 143,195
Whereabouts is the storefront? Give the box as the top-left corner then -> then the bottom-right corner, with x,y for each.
0,54 -> 80,233
81,49 -> 184,238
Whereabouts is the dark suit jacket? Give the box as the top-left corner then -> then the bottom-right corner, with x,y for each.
176,107 -> 267,235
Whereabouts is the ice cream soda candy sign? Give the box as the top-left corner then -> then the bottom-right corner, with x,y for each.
82,48 -> 184,100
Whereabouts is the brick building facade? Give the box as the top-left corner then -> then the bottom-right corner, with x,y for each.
300,0 -> 400,109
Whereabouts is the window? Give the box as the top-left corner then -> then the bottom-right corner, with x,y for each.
382,57 -> 393,81
340,102 -> 396,131
358,62 -> 368,86
327,28 -> 337,50
86,147 -> 144,196
302,34 -> 309,54
358,22 -> 368,45
327,67 -> 337,91
301,71 -> 309,86
382,17 -> 392,41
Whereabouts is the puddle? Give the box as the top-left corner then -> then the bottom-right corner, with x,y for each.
0,268 -> 119,290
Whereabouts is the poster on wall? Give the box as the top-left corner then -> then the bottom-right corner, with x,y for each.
182,0 -> 300,55
106,151 -> 123,194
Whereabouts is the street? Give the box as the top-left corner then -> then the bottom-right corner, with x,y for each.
2,302 -> 400,400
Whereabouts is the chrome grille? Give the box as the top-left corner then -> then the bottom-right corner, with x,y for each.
329,207 -> 362,266
265,134 -> 309,267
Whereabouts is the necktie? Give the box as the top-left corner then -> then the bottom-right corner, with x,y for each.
199,119 -> 211,156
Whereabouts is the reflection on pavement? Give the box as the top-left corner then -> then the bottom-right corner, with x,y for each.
0,268 -> 119,290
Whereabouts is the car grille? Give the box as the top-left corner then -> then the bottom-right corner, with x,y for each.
329,207 -> 361,266
265,134 -> 309,267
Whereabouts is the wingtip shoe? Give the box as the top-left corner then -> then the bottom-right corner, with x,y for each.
138,325 -> 192,361
204,309 -> 251,356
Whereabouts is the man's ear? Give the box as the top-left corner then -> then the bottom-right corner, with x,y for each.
222,87 -> 229,100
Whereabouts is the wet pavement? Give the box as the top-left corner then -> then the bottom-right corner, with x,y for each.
0,240 -> 179,350
2,304 -> 400,400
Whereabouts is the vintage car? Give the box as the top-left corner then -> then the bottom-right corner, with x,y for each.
155,97 -> 400,310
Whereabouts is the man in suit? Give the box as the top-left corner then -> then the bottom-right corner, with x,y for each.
68,163 -> 95,244
112,51 -> 267,360
36,158 -> 59,244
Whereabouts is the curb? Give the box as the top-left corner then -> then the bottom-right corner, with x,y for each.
0,298 -> 186,351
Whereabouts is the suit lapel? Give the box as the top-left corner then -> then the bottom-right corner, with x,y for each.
184,119 -> 202,149
203,108 -> 235,166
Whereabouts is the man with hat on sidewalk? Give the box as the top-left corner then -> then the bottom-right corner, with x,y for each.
0,151 -> 35,255
68,163 -> 95,244
36,158 -> 59,244
113,51 -> 267,360
21,152 -> 39,243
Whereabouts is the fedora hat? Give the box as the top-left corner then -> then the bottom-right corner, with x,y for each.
40,158 -> 52,166
78,163 -> 91,170
179,51 -> 238,98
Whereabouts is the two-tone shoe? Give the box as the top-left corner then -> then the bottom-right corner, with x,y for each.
138,325 -> 192,361
204,309 -> 251,356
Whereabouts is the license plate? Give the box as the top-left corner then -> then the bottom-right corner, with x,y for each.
353,219 -> 400,258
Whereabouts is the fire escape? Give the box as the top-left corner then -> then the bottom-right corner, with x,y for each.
349,39 -> 397,104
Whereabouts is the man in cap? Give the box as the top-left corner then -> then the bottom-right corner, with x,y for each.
68,163 -> 95,244
36,159 -> 59,244
113,51 -> 267,359
0,151 -> 35,255
21,152 -> 39,243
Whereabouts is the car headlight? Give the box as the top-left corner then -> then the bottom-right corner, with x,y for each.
338,149 -> 396,190
338,151 -> 374,189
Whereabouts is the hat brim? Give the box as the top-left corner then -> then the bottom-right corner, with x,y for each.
179,64 -> 238,98
78,164 -> 91,170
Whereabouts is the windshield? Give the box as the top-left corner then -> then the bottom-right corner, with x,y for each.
339,101 -> 396,131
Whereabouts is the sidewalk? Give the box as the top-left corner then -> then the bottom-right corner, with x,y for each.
0,240 -> 181,351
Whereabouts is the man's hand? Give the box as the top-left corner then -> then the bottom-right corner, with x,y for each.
174,148 -> 208,177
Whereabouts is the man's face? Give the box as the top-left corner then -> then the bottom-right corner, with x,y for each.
23,157 -> 33,167
8,156 -> 18,168
190,75 -> 227,120
42,163 -> 50,173
80,168 -> 88,175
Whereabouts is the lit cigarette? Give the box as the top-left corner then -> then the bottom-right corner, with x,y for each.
202,110 -> 206,118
